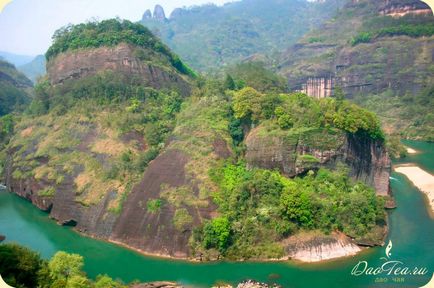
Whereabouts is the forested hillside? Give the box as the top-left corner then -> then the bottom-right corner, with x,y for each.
141,0 -> 345,71
1,19 -> 390,260
278,0 -> 434,140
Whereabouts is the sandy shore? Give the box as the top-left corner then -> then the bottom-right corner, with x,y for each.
406,147 -> 418,154
395,165 -> 434,214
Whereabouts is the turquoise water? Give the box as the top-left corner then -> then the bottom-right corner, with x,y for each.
0,140 -> 433,287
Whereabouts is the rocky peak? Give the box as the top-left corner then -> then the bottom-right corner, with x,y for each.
170,8 -> 185,19
153,5 -> 167,21
142,9 -> 152,21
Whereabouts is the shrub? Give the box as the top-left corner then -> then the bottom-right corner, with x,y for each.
146,199 -> 163,213
351,32 -> 373,46
203,217 -> 231,252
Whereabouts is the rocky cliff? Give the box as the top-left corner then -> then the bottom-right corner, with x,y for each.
278,0 -> 434,138
47,43 -> 191,96
4,94 -> 232,258
2,18 -> 391,262
245,126 -> 391,196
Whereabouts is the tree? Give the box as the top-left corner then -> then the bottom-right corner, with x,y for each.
280,184 -> 313,228
203,217 -> 231,252
224,74 -> 236,90
95,274 -> 125,288
232,87 -> 264,122
227,62 -> 288,93
0,243 -> 43,288
66,275 -> 90,288
275,106 -> 293,129
48,251 -> 84,281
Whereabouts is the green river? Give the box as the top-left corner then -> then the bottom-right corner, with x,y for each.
1,140 -> 433,287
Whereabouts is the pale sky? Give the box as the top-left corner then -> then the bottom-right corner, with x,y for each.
0,0 -> 231,55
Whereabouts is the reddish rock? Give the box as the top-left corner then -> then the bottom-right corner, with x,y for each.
245,127 -> 391,196
46,43 -> 191,96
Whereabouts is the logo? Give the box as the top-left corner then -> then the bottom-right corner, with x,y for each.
381,240 -> 393,261
351,240 -> 431,286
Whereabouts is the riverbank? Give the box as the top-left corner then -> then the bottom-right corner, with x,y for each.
81,222 -> 370,264
1,140 -> 433,287
395,165 -> 434,215
282,231 -> 363,263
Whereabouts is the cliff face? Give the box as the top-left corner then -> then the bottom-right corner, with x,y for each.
4,94 -> 232,258
47,43 -> 191,96
245,126 -> 390,196
278,0 -> 433,138
5,148 -> 219,257
379,0 -> 432,17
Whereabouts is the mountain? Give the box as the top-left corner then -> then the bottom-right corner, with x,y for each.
0,51 -> 35,67
0,59 -> 32,117
18,55 -> 46,83
2,19 -> 391,262
140,0 -> 346,71
277,0 -> 434,140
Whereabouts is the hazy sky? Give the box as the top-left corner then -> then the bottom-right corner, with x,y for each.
0,0 -> 231,55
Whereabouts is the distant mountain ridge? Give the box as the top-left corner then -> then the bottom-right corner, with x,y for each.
140,0 -> 346,71
18,55 -> 46,83
0,51 -> 34,67
0,59 -> 32,116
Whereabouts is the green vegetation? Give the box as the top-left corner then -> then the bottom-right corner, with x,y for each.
226,62 -> 288,93
191,162 -> 385,259
279,0 -> 433,141
141,0 -> 344,71
18,55 -> 46,83
351,32 -> 373,46
46,19 -> 195,77
6,71 -> 184,209
354,85 -> 434,142
1,15 -> 392,264
352,23 -> 434,46
232,88 -> 383,140
0,60 -> 32,117
146,198 -> 163,213
203,217 -> 231,252
0,243 -> 126,288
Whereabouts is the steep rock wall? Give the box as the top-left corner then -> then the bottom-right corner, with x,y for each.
245,127 -> 391,195
4,147 -> 218,258
279,0 -> 434,99
47,43 -> 191,96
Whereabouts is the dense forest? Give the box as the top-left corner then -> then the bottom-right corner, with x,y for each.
141,0 -> 345,71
